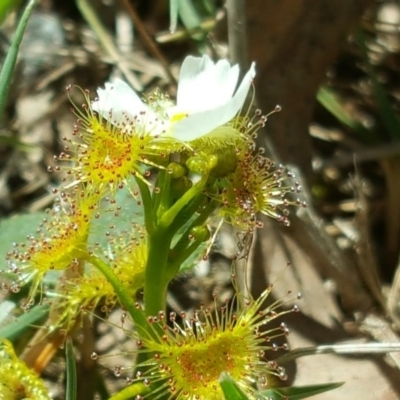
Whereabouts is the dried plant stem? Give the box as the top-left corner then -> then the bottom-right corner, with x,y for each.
76,0 -> 142,90
278,342 -> 400,365
120,0 -> 177,85
226,0 -> 248,70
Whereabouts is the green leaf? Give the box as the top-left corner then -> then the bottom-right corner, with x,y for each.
178,0 -> 201,29
0,0 -> 38,121
201,0 -> 217,15
0,0 -> 23,25
0,211 -> 47,270
177,0 -> 206,41
0,300 -> 15,325
88,182 -> 144,249
65,338 -> 77,400
258,382 -> 344,399
219,372 -> 250,400
0,303 -> 49,341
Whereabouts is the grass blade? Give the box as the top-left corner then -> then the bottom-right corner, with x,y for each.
0,304 -> 49,341
65,337 -> 77,400
0,0 -> 38,121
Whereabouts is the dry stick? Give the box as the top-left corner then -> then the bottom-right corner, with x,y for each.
287,165 -> 374,311
76,316 -> 97,399
352,172 -> 386,310
319,142 -> 400,169
388,263 -> 400,329
226,0 -> 251,298
119,0 -> 177,86
156,18 -> 216,44
76,0 -> 142,91
277,341 -> 400,365
226,0 -> 248,70
361,313 -> 400,370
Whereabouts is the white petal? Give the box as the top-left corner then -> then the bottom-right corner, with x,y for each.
177,55 -> 240,112
92,79 -> 148,125
172,62 -> 256,141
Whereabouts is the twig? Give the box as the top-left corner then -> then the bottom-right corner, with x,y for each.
361,313 -> 400,370
318,143 -> 400,170
76,0 -> 142,91
277,341 -> 400,365
352,172 -> 386,310
286,165 -> 374,311
119,0 -> 177,86
156,18 -> 216,43
226,0 -> 248,70
389,263 -> 400,329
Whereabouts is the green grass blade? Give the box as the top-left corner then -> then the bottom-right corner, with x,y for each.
0,0 -> 38,121
177,0 -> 206,41
178,0 -> 201,29
0,304 -> 49,341
0,0 -> 22,25
65,337 -> 77,400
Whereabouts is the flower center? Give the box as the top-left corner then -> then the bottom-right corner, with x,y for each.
166,328 -> 250,397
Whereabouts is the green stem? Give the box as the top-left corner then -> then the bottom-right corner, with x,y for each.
172,199 -> 218,250
166,200 -> 218,280
84,254 -> 149,338
167,191 -> 206,237
143,229 -> 173,316
159,173 -> 209,228
109,382 -> 149,400
154,168 -> 172,220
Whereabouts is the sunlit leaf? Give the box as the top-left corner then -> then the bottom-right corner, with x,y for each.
0,212 -> 47,270
0,303 -> 49,341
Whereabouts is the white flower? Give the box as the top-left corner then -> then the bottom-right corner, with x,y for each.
91,55 -> 256,141
170,55 -> 256,141
91,79 -> 164,136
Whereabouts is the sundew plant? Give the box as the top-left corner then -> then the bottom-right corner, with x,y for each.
1,53 -> 341,400
0,53 -> 311,399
